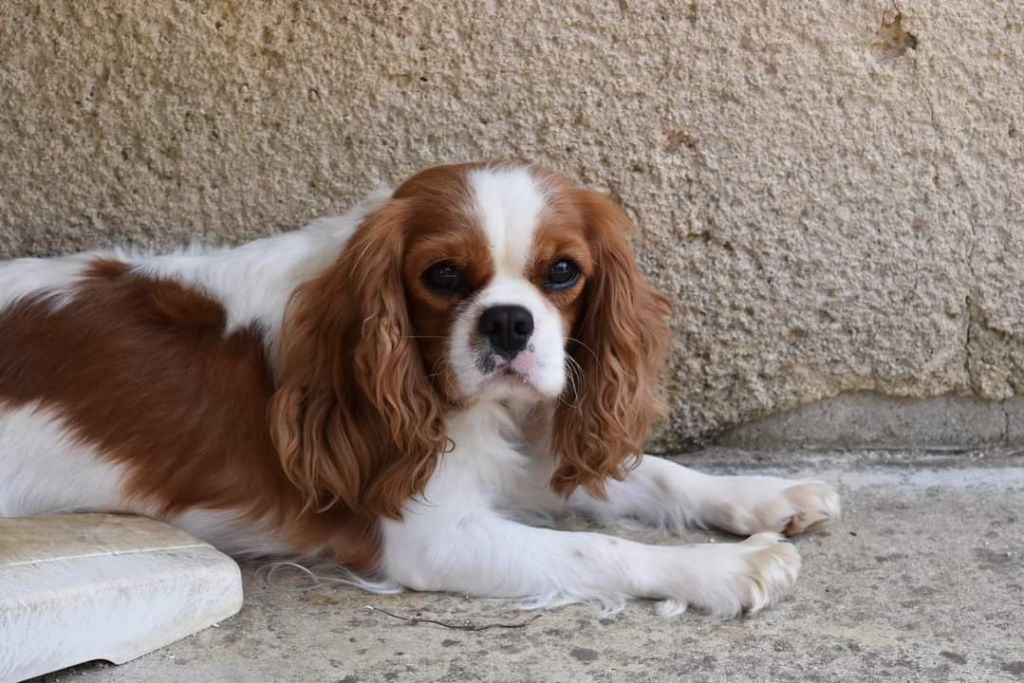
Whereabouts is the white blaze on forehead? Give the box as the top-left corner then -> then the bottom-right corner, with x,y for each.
466,165 -> 547,276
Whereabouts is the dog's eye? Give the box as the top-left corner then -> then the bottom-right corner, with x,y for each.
544,260 -> 580,289
423,262 -> 463,293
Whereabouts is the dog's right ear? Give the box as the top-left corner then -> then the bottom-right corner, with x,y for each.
270,200 -> 446,518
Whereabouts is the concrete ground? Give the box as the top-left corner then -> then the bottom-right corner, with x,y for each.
31,449 -> 1024,683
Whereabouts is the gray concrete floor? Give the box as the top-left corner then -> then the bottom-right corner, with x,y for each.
33,450 -> 1024,683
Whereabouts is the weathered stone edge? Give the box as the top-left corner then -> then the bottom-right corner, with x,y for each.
651,393 -> 1024,454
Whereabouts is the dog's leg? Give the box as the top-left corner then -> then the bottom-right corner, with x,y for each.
380,496 -> 800,617
510,455 -> 840,537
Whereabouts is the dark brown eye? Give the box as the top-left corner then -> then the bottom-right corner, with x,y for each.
423,262 -> 463,293
544,260 -> 580,289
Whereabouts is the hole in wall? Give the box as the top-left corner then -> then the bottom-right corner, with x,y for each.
874,11 -> 918,62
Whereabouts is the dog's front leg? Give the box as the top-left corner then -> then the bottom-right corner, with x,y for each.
571,456 -> 841,536
380,488 -> 801,617
509,454 -> 841,537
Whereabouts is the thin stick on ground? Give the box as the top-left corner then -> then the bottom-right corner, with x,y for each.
364,605 -> 542,631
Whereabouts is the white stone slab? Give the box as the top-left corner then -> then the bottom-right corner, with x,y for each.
0,513 -> 243,682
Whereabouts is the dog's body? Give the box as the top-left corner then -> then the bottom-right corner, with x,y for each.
0,162 -> 839,616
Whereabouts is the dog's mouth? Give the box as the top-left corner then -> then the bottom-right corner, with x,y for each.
476,352 -> 535,388
496,366 -> 528,381
482,359 -> 527,381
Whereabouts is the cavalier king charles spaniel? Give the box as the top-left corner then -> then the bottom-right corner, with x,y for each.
0,161 -> 839,617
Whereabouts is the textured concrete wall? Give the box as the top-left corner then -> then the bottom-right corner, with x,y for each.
2,1 -> 1022,449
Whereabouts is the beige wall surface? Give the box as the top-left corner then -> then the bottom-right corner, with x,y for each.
2,1 -> 1021,448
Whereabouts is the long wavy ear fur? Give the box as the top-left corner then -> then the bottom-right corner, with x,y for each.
270,200 -> 446,518
550,190 -> 672,499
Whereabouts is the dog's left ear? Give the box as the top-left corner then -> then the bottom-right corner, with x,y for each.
550,189 -> 672,499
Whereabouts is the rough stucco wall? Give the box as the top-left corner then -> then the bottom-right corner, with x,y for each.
1,1 -> 1022,448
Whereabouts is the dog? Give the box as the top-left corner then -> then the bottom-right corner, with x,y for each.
0,161 -> 839,617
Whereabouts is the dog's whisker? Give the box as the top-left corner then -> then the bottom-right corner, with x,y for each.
566,336 -> 600,363
559,355 -> 584,409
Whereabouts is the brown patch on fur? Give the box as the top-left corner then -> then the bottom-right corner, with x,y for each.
394,164 -> 495,403
0,261 -> 378,570
527,193 -> 594,333
548,189 -> 672,499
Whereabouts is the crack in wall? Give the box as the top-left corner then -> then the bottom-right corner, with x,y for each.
964,296 -> 977,390
1002,402 -> 1011,444
913,40 -> 983,395
913,43 -> 984,396
964,218 -> 980,392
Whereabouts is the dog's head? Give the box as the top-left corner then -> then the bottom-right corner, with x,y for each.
271,162 -> 671,516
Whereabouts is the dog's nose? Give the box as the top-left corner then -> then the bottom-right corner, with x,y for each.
478,305 -> 534,358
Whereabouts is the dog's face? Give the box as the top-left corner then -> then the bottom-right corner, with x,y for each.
398,164 -> 591,404
272,162 -> 671,517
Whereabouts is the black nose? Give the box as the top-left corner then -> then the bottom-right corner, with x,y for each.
478,305 -> 534,358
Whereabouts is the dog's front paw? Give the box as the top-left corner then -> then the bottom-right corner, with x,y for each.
705,477 -> 841,537
773,481 -> 841,535
660,532 -> 801,619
